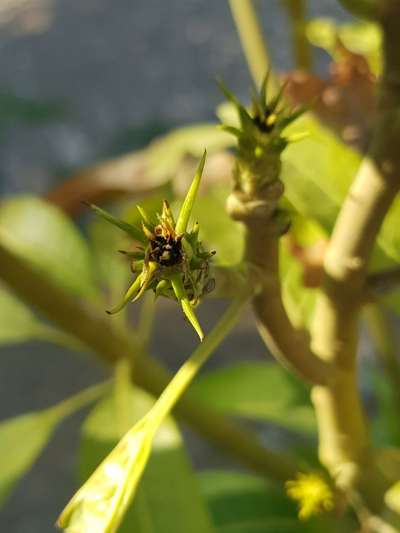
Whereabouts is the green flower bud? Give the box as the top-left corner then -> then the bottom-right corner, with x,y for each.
87,151 -> 214,341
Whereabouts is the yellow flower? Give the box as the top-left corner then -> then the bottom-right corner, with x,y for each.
286,472 -> 334,520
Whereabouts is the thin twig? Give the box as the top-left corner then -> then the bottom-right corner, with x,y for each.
281,0 -> 313,71
228,0 -> 277,89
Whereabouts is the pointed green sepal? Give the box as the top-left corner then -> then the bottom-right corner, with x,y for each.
86,203 -> 146,244
106,274 -> 143,315
131,262 -> 158,303
136,205 -> 154,227
155,279 -> 170,298
259,72 -> 270,114
175,150 -> 206,235
170,274 -> 204,341
118,250 -> 145,260
161,200 -> 175,226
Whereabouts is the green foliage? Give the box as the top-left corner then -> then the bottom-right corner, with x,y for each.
0,383 -> 106,508
88,154 -> 213,339
80,387 -> 215,533
306,18 -> 382,74
0,286 -> 46,344
191,186 -> 245,266
0,409 -> 59,507
199,470 -> 341,533
283,115 -> 400,271
0,196 -> 96,297
191,362 -> 316,433
59,298 -> 246,532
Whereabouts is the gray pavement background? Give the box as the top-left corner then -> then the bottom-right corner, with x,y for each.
0,1 -> 349,531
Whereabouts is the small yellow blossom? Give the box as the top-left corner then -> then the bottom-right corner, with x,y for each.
286,472 -> 334,520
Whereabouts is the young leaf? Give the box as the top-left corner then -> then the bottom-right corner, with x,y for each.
0,196 -> 96,296
0,410 -> 58,507
58,415 -> 154,533
58,297 -> 247,533
0,286 -> 44,345
87,203 -> 146,244
0,383 -> 107,508
175,150 -> 207,235
79,387 -> 215,533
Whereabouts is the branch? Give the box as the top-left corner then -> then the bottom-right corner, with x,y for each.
228,0 -> 277,89
0,242 -> 298,482
310,13 -> 400,516
281,0 -> 313,71
227,191 -> 330,386
339,0 -> 400,20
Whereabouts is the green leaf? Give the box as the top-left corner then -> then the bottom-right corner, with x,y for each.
0,410 -> 58,507
190,362 -> 316,433
306,18 -> 382,75
87,203 -> 146,244
0,284 -> 82,349
190,186 -> 245,266
88,212 -> 131,299
199,470 -> 341,533
0,196 -> 96,296
176,150 -> 207,235
59,298 -> 246,532
79,388 -> 215,533
282,114 -> 400,308
0,285 -> 43,344
0,383 -> 107,508
147,124 -> 231,181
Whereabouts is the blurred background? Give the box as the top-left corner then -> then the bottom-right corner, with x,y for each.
0,1 -> 350,531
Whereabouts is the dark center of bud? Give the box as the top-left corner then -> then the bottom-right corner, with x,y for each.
253,108 -> 276,133
149,234 -> 182,266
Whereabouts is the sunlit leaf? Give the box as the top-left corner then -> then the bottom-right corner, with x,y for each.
190,186 -> 245,266
147,124 -> 231,180
79,388 -> 215,533
87,203 -> 146,244
0,196 -> 96,296
282,114 -> 400,277
59,298 -> 246,532
0,383 -> 106,508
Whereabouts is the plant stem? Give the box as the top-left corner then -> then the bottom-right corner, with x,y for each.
245,222 -> 329,385
228,0 -> 277,89
137,292 -> 156,348
51,381 -> 109,419
0,242 -> 298,483
281,0 -> 312,71
310,10 -> 400,517
148,298 -> 247,428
